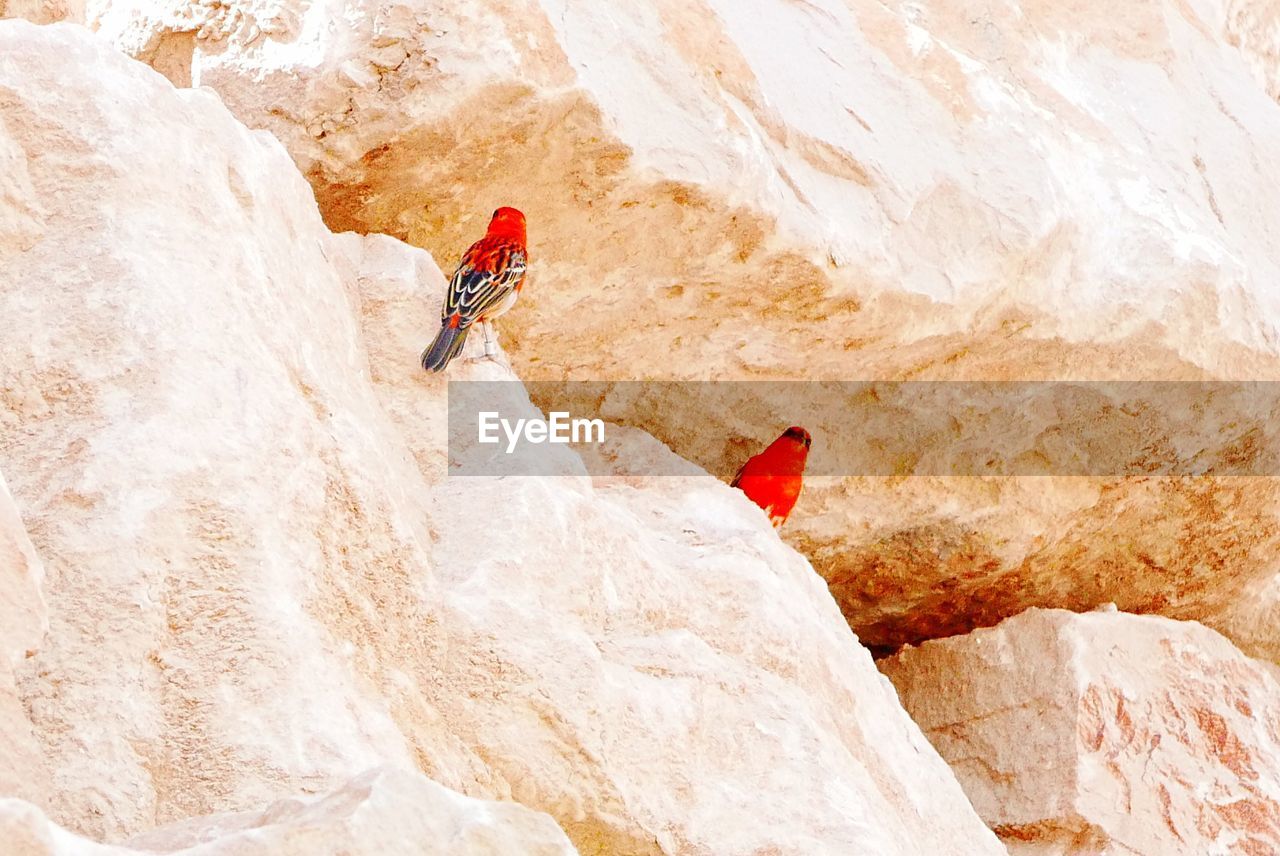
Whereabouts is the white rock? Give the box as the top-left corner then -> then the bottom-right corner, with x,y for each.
1,798 -> 133,856
0,471 -> 49,809
882,607 -> 1280,855
87,0 -> 1280,363
0,21 -> 1002,856
1,0 -> 82,24
1,768 -> 578,855
84,0 -> 1280,666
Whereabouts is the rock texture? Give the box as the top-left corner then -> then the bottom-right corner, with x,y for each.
87,0 -> 1280,660
0,472 -> 49,810
0,0 -> 81,24
127,767 -> 578,855
883,607 -> 1280,855
1,768 -> 577,855
0,21 -> 1003,856
0,799 -> 121,856
89,0 -> 1280,361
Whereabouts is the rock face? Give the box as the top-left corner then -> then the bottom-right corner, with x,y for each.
882,607 -> 1280,855
127,767 -> 579,856
88,0 -> 1280,661
0,799 -> 123,856
88,0 -> 1280,360
0,21 -> 1003,856
0,0 -> 81,24
0,472 -> 49,810
1,768 -> 577,855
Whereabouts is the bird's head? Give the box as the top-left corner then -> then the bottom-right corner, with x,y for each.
487,207 -> 527,244
783,426 -> 812,450
754,426 -> 811,476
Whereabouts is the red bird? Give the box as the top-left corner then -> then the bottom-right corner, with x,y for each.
421,207 -> 528,372
731,426 -> 811,527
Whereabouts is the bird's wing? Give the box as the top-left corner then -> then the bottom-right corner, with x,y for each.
442,243 -> 527,324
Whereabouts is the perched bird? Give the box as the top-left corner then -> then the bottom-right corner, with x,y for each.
731,426 -> 812,527
421,207 -> 528,372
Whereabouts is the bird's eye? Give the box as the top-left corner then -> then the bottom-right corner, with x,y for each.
493,209 -> 500,218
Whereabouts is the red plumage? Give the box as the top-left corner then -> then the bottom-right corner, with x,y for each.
731,426 -> 811,527
421,207 -> 528,373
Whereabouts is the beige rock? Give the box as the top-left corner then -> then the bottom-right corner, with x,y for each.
1,798 -> 128,856
882,607 -> 1280,855
1,0 -> 82,24
128,767 -> 579,855
87,0 -> 1280,661
1224,0 -> 1280,101
0,471 -> 50,809
0,21 -> 1002,855
340,218 -> 1010,856
2,22 -> 438,838
0,768 -> 578,855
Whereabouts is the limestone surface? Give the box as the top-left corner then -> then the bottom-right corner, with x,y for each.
0,21 -> 1002,856
0,472 -> 49,810
883,607 -> 1280,855
86,0 -> 1280,660
1,768 -> 578,855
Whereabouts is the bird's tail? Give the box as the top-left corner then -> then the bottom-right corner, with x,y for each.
420,323 -> 470,373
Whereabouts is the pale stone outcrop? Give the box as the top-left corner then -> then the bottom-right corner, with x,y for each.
86,0 -> 1280,661
1224,0 -> 1280,100
331,208 -> 1009,856
0,0 -> 82,23
0,21 -> 1003,855
0,472 -> 49,810
1,799 -> 126,856
882,607 -> 1280,855
1,768 -> 577,855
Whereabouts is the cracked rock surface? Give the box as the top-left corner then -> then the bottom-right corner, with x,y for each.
0,21 -> 1003,856
79,0 -> 1280,662
882,607 -> 1280,856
